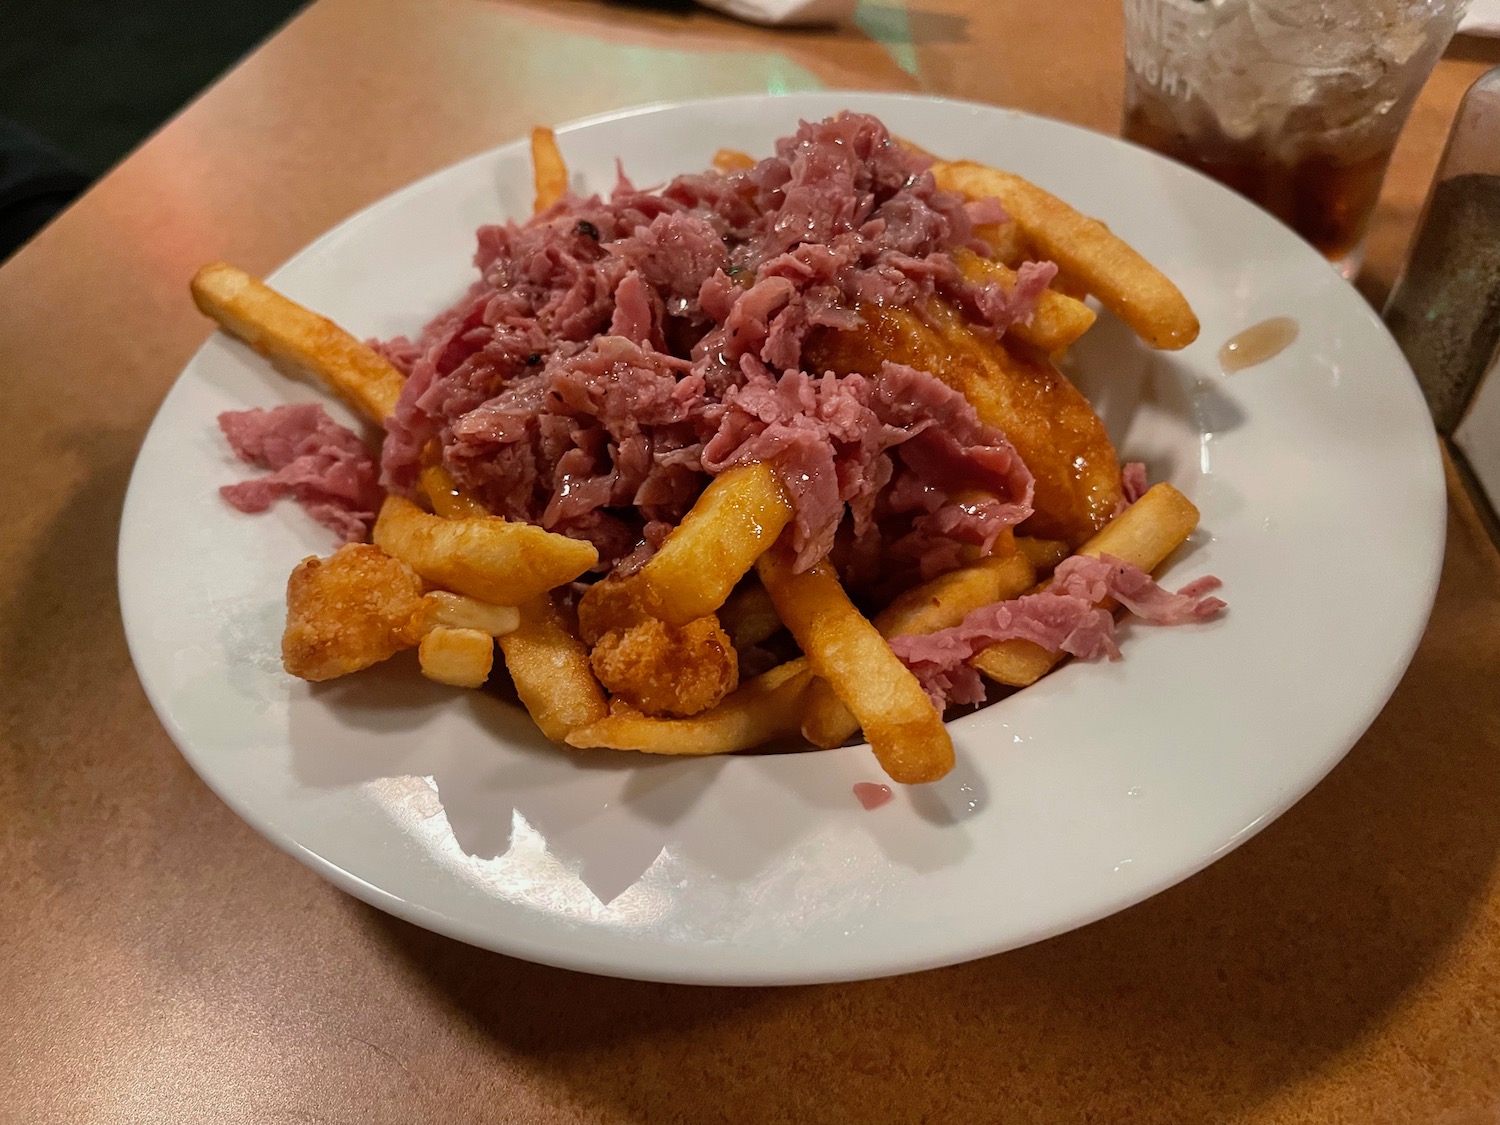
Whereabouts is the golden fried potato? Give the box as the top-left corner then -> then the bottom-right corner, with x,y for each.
373,495 -> 597,606
952,248 -> 1096,354
498,595 -> 608,741
419,464 -> 492,519
577,462 -> 792,646
566,659 -> 813,755
712,148 -> 757,172
757,542 -> 953,784
973,482 -> 1200,687
1016,536 -> 1070,572
801,549 -> 1036,749
719,579 -> 782,650
634,463 -> 794,626
972,219 -> 1033,268
590,615 -> 739,718
531,126 -> 568,212
805,301 -> 1123,546
877,550 -> 1036,637
932,161 -> 1199,350
282,543 -> 425,681
976,331 -> 1125,545
191,263 -> 404,423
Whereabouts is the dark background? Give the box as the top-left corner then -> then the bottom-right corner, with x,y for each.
1,0 -> 305,259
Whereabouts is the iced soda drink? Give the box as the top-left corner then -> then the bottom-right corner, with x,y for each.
1122,0 -> 1467,274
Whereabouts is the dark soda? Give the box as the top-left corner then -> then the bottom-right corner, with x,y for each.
1123,76 -> 1393,264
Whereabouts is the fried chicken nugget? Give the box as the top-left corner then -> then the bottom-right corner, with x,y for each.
282,543 -> 425,681
589,616 -> 739,718
575,574 -> 641,646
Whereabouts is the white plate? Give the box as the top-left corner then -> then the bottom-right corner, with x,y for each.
118,92 -> 1444,985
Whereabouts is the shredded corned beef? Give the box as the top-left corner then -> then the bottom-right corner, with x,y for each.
211,109 -> 1225,721
890,554 -> 1226,709
218,404 -> 381,542
371,111 -> 1050,576
702,360 -> 1032,571
971,259 -> 1058,330
1050,552 -> 1225,626
1121,461 -> 1149,504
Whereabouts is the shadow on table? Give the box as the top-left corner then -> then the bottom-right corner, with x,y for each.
368,497 -> 1500,1124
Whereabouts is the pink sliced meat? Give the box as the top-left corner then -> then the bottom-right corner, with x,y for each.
969,259 -> 1059,331
889,554 -> 1225,709
218,404 -> 382,543
1051,553 -> 1226,626
702,360 -> 1033,572
367,111 -> 1059,580
219,110 -> 1225,715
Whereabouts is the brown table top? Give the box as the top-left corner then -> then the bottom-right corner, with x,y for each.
4,2 -> 1500,1121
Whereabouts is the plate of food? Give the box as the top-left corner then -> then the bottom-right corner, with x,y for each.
118,91 -> 1444,985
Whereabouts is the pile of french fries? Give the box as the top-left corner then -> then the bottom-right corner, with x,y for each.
192,125 -> 1204,786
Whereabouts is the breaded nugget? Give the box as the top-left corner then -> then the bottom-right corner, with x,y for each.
576,574 -> 644,646
590,616 -> 739,717
282,543 -> 425,681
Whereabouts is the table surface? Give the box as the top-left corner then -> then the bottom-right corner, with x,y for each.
4,2 -> 1500,1122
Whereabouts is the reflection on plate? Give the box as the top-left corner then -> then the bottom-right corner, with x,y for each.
118,92 -> 1443,985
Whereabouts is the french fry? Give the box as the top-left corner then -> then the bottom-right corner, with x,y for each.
418,626 -> 494,688
757,542 -> 953,784
719,579 -> 782,649
281,544 -> 425,682
407,591 -> 520,639
373,495 -> 596,606
952,248 -> 1096,354
973,220 -> 1033,268
531,126 -> 568,213
1049,269 -> 1091,302
893,138 -> 1034,266
1016,536 -> 1070,572
801,551 -> 1036,749
582,462 -> 794,632
954,524 -> 1015,568
214,121 -> 1221,776
420,464 -> 492,519
972,482 -> 1200,687
799,684 -> 858,751
498,595 -> 608,741
712,148 -> 757,172
639,462 -> 793,622
566,659 -> 812,755
191,263 -> 403,423
931,161 -> 1199,350
878,551 -> 1036,637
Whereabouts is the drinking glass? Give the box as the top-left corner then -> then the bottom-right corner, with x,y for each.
1122,0 -> 1469,277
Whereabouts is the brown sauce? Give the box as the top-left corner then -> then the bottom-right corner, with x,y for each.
1219,317 -> 1299,374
